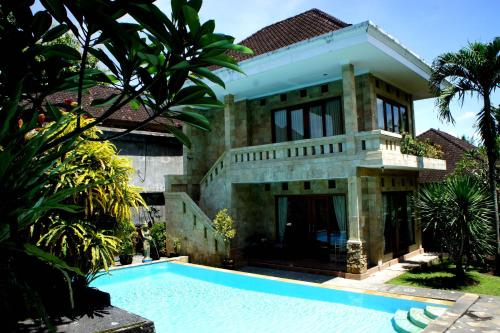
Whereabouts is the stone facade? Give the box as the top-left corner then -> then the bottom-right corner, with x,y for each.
164,64 -> 445,275
346,241 -> 368,274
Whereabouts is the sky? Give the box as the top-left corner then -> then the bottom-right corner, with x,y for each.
33,0 -> 499,140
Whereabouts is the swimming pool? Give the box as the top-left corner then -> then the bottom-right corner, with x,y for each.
92,262 -> 445,333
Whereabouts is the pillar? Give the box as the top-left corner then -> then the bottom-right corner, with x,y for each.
347,175 -> 368,274
342,63 -> 358,154
224,94 -> 234,150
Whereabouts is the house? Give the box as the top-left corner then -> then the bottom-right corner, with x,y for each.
48,87 -> 184,223
417,128 -> 476,183
164,9 -> 446,278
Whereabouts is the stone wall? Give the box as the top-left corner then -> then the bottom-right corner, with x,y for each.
164,192 -> 227,265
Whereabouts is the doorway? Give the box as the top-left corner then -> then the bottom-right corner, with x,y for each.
383,192 -> 415,258
277,195 -> 347,261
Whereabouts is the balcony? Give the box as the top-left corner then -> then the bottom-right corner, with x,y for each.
225,130 -> 445,184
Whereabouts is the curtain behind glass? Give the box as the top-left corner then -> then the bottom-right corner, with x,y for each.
406,193 -> 415,244
309,105 -> 323,138
332,195 -> 347,239
290,109 -> 304,140
277,197 -> 288,243
325,99 -> 344,136
274,110 -> 287,142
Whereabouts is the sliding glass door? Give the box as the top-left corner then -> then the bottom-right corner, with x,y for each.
276,195 -> 347,260
382,192 -> 415,257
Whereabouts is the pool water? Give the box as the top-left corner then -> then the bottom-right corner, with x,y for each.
92,262 -> 443,333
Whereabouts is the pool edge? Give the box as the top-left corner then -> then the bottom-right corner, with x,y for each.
170,261 -> 454,307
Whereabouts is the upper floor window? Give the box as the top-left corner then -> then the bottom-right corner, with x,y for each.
272,98 -> 344,143
377,97 -> 409,134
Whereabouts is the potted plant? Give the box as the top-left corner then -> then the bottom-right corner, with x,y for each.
169,237 -> 181,257
119,239 -> 134,265
118,221 -> 137,265
150,222 -> 167,260
213,208 -> 236,269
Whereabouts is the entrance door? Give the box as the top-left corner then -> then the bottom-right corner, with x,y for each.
383,192 -> 415,258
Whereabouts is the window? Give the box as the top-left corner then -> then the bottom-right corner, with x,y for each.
272,98 -> 344,142
376,97 -> 410,134
290,109 -> 304,140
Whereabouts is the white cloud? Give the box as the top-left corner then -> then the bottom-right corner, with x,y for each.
457,111 -> 475,120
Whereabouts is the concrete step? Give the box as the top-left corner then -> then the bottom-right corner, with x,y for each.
409,308 -> 432,328
424,305 -> 447,319
392,310 -> 423,333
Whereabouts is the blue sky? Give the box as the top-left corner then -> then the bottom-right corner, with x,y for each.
33,0 -> 499,140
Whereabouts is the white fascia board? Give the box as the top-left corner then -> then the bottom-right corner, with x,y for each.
213,21 -> 371,83
365,22 -> 431,80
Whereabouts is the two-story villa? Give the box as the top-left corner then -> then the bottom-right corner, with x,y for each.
164,9 -> 446,278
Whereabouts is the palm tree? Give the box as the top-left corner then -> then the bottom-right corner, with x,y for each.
429,37 -> 500,271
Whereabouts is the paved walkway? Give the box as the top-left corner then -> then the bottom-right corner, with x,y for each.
240,254 -> 500,332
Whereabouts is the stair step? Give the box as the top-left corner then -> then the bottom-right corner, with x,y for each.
424,305 -> 447,319
392,310 -> 423,333
409,308 -> 432,328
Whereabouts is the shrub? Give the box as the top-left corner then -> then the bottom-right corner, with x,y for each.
213,209 -> 236,257
150,222 -> 167,257
400,133 -> 444,159
416,176 -> 496,277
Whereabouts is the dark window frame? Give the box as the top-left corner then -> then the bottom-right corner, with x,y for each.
271,97 -> 344,143
376,96 -> 410,134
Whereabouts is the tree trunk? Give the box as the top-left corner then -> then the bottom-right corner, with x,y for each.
482,95 -> 500,274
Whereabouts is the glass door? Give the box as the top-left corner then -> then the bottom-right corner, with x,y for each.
383,192 -> 415,257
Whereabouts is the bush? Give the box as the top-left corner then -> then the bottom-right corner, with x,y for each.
150,222 -> 167,257
416,176 -> 496,277
213,209 -> 236,257
400,133 -> 444,159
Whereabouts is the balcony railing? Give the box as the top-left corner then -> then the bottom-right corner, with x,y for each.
230,135 -> 347,165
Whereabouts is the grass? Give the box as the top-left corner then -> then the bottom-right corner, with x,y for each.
388,262 -> 500,296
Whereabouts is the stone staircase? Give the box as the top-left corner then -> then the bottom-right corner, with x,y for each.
392,306 -> 447,333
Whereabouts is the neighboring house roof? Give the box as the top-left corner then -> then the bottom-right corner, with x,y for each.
417,128 -> 476,183
233,8 -> 350,62
47,86 -> 177,133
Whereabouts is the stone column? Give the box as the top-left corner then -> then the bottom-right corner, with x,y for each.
366,176 -> 383,266
224,94 -> 234,150
342,63 -> 358,154
347,175 -> 368,274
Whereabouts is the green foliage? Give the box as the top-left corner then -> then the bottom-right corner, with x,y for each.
429,38 -> 500,265
171,237 -> 182,254
45,32 -> 99,72
0,0 -> 248,325
117,221 -> 138,256
213,209 -> 236,257
150,222 -> 167,256
400,133 -> 444,159
416,176 -> 496,277
452,148 -> 489,186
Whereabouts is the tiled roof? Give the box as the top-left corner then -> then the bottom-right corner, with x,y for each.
233,9 -> 350,62
417,128 -> 476,183
47,86 -> 176,133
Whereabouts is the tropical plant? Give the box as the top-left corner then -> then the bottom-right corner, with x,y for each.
212,208 -> 236,258
416,176 -> 496,277
452,148 -> 489,186
429,38 -> 500,269
400,133 -> 444,159
0,0 -> 249,326
151,222 -> 168,257
171,237 -> 182,255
